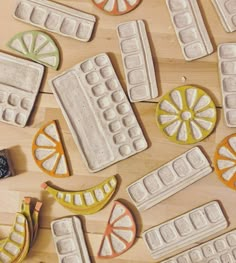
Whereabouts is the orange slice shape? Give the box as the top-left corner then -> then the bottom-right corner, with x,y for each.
92,0 -> 141,16
32,120 -> 70,178
214,133 -> 236,190
97,201 -> 136,259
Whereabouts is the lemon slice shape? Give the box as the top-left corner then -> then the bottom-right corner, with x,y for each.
214,134 -> 236,190
156,85 -> 217,144
41,176 -> 117,215
32,120 -> 70,178
92,0 -> 141,15
97,201 -> 136,259
7,31 -> 60,70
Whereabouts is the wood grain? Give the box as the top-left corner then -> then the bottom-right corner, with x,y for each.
0,0 -> 236,262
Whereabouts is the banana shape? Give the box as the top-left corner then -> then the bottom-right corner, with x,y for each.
41,176 -> 117,215
21,198 -> 34,245
32,201 -> 43,245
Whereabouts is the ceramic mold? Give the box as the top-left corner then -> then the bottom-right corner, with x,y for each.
0,52 -> 44,127
163,230 -> 236,263
50,53 -> 148,172
41,176 -> 117,215
117,20 -> 158,102
7,31 -> 60,70
166,0 -> 213,61
143,201 -> 228,260
156,85 -> 217,144
97,201 -> 136,259
14,0 -> 96,42
51,216 -> 91,263
217,43 -> 236,127
0,149 -> 14,179
212,0 -> 236,32
214,133 -> 236,190
32,120 -> 70,178
127,147 -> 212,211
92,0 -> 141,16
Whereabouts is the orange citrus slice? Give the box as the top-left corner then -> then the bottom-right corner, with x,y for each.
32,120 -> 70,178
214,133 -> 236,190
97,201 -> 136,259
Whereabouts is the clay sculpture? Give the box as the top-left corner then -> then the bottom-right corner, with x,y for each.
0,149 -> 14,179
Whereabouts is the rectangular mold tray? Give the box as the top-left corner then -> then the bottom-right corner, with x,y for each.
117,20 -> 158,102
127,147 -> 212,211
212,0 -> 236,32
14,0 -> 96,42
218,43 -> 236,127
163,230 -> 236,263
166,0 -> 213,61
0,52 -> 44,127
50,53 -> 148,172
51,216 -> 91,263
142,201 -> 228,260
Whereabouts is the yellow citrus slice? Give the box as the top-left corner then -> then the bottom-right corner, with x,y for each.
7,31 -> 60,70
41,176 -> 117,215
97,201 -> 136,259
32,120 -> 70,178
156,85 -> 217,144
214,134 -> 236,190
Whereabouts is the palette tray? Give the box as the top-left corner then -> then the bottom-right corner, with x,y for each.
51,216 -> 91,263
0,52 -> 44,127
165,0 -> 213,61
117,20 -> 158,102
212,0 -> 236,32
14,0 -> 96,42
127,147 -> 212,211
0,149 -> 14,179
218,43 -> 236,127
143,201 -> 228,260
163,230 -> 236,263
50,53 -> 148,172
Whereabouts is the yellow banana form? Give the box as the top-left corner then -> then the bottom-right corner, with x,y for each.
21,198 -> 34,245
41,176 -> 117,215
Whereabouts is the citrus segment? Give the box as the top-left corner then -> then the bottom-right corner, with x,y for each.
97,201 -> 136,259
32,120 -> 70,178
156,86 -> 217,144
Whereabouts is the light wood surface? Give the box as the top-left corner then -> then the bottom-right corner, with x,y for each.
0,0 -> 236,262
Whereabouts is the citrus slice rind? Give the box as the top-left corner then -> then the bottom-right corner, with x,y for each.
41,176 -> 117,215
214,133 -> 236,190
32,120 -> 70,178
92,0 -> 141,15
97,201 -> 136,259
156,85 -> 217,145
7,31 -> 60,70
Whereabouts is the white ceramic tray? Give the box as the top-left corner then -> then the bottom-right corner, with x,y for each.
127,147 -> 212,211
50,53 -> 148,172
217,43 -> 236,127
117,20 -> 158,102
143,201 -> 228,260
51,216 -> 91,263
165,0 -> 213,61
212,0 -> 236,32
162,230 -> 236,263
13,0 -> 96,42
0,52 -> 44,127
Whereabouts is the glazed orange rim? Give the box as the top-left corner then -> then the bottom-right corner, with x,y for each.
214,133 -> 236,189
92,0 -> 141,16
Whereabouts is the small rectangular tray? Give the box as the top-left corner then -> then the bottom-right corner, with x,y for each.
0,52 -> 44,127
162,230 -> 236,263
143,201 -> 228,260
50,53 -> 148,172
127,147 -> 212,211
212,0 -> 236,32
217,43 -> 236,127
117,20 -> 158,102
13,0 -> 96,42
51,216 -> 91,263
165,0 -> 213,61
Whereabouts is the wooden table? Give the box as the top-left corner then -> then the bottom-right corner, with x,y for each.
0,0 -> 236,262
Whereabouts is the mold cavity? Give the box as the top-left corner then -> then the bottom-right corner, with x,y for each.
45,12 -> 60,30
95,55 -> 109,67
128,183 -> 147,203
8,94 -> 19,106
118,23 -> 136,38
3,109 -> 14,122
94,189 -> 104,201
103,184 -> 110,193
97,96 -> 110,109
77,22 -> 91,40
0,91 -> 7,103
158,166 -> 176,186
184,42 -> 204,59
92,84 -> 106,97
173,158 -> 190,177
15,113 -> 26,126
122,115 -> 135,127
117,103 -> 130,115
15,2 -> 33,20
128,70 -> 146,85
223,77 -> 236,92
21,98 -> 32,110
222,61 -> 236,75
125,54 -> 142,69
103,108 -> 116,121
109,120 -> 121,133
179,27 -> 198,44
133,138 -> 147,151
86,72 -> 100,85
100,66 -> 113,79
30,7 -> 48,25
60,18 -> 77,35
227,110 -> 236,125
174,12 -> 192,28
113,133 -> 126,144
81,60 -> 94,73
225,94 -> 236,109
121,38 -> 139,54
220,44 -> 236,59
225,0 -> 236,14
128,126 -> 141,138
168,0 -> 187,11
56,238 -> 76,255
53,221 -> 72,236
84,192 -> 95,206
143,174 -> 160,194
106,78 -> 119,90
119,145 -> 132,156
111,91 -> 124,103
187,149 -> 204,169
